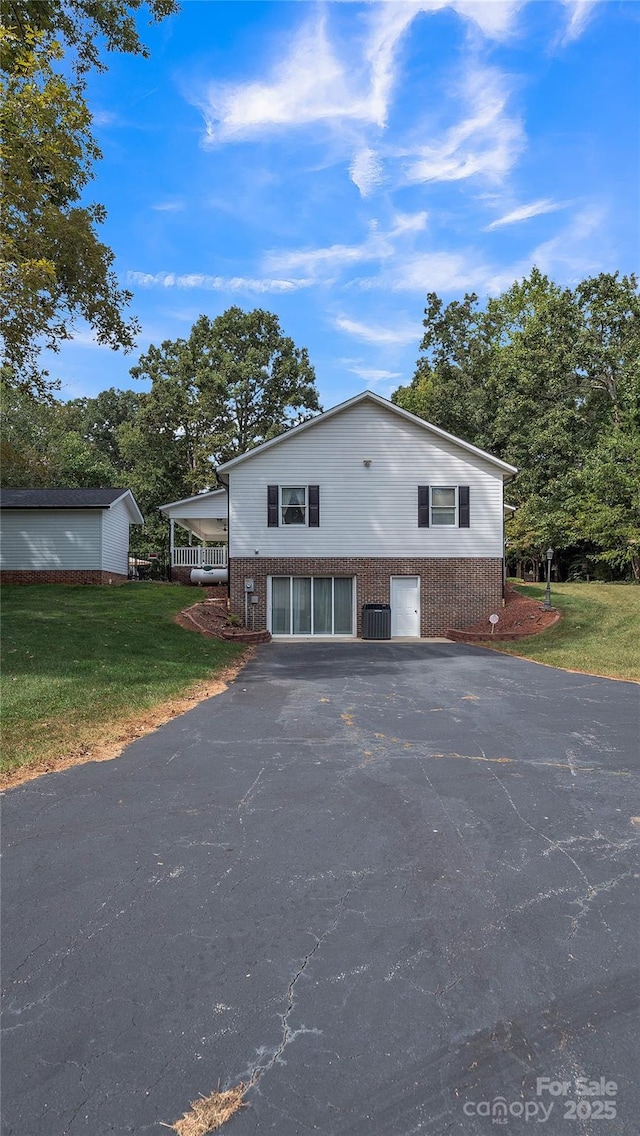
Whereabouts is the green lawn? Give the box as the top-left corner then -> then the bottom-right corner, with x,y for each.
1,584 -> 244,776
490,582 -> 640,681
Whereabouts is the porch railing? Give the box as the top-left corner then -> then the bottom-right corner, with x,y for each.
172,546 -> 227,568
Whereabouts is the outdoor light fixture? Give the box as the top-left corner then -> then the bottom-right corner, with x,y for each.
363,459 -> 372,467
543,547 -> 554,610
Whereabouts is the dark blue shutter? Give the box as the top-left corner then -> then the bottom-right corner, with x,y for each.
418,485 -> 430,527
459,486 -> 470,527
267,485 -> 279,526
308,485 -> 319,527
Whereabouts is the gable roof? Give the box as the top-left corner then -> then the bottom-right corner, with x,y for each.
215,390 -> 518,479
158,487 -> 227,512
0,487 -> 143,522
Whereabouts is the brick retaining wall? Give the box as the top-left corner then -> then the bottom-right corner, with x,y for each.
230,557 -> 503,638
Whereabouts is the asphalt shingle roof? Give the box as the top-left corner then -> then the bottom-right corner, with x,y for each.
0,488 -> 129,509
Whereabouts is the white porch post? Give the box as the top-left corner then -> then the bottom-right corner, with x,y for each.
169,519 -> 175,567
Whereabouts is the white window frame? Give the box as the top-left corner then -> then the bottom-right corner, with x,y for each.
267,576 -> 356,637
430,486 -> 457,527
280,485 -> 307,526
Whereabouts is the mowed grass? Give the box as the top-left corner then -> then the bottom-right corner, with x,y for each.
1,584 -> 244,774
490,582 -> 640,681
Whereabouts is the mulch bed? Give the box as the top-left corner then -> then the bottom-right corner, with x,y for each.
175,597 -> 271,645
446,583 -> 561,642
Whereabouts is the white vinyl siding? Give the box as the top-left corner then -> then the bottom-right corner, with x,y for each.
0,510 -> 102,570
101,498 -> 132,574
229,400 -> 504,558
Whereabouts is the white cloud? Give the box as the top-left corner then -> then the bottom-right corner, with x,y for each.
356,248 -> 489,294
266,213 -> 428,279
389,211 -> 429,236
485,198 -> 566,230
127,271 -> 313,294
335,315 -> 419,346
527,205 -> 607,278
152,201 -> 185,213
557,1 -> 599,46
92,109 -> 118,127
194,2 -> 522,146
484,206 -> 607,292
349,366 -> 403,383
350,148 -> 384,196
264,224 -> 392,276
404,64 -> 523,185
197,12 -> 388,143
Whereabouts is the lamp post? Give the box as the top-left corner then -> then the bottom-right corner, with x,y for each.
543,547 -> 554,610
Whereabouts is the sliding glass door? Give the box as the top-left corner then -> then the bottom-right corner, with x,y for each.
270,577 -> 354,636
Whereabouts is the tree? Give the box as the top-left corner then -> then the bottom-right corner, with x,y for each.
0,381 -> 119,487
186,307 -> 321,462
393,269 -> 640,579
1,2 -> 178,393
121,308 -> 319,545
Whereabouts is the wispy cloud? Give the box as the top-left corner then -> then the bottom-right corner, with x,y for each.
557,0 -> 600,46
349,148 -> 384,196
485,198 -> 567,230
484,206 -> 607,292
348,365 -> 404,384
196,11 -> 396,143
92,109 -> 118,127
265,212 -> 428,279
151,201 -> 185,213
404,64 -> 523,185
335,315 -> 419,347
127,271 -> 313,294
264,224 -> 392,276
355,248 -> 489,294
193,2 -> 522,147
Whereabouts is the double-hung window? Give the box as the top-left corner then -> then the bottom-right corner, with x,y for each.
431,487 -> 456,526
281,486 -> 306,526
418,485 -> 470,528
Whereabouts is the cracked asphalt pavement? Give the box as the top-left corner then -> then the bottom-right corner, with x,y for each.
2,642 -> 639,1135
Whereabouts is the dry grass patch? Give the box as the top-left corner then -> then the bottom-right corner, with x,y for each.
168,1085 -> 246,1135
1,584 -> 250,783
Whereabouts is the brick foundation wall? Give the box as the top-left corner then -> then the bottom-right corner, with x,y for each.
229,557 -> 503,637
0,570 -> 129,586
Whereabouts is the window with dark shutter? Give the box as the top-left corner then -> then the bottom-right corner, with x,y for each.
418,485 -> 430,527
267,485 -> 279,526
458,485 -> 470,527
308,485 -> 320,527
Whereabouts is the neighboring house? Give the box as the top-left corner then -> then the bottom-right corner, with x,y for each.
0,488 -> 144,584
163,391 -> 517,638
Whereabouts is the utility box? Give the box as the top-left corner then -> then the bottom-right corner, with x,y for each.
362,603 -> 391,640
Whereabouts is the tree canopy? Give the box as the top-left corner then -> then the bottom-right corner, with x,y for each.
1,307 -> 320,556
0,2 -> 178,394
393,269 -> 640,580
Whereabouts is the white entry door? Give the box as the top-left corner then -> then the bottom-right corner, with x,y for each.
390,576 -> 421,638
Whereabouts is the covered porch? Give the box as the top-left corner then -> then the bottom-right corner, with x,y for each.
159,488 -> 228,580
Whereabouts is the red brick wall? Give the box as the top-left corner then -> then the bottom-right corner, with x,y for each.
0,570 -> 129,586
229,557 -> 503,637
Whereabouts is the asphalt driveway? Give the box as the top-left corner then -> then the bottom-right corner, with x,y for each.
2,642 -> 639,1135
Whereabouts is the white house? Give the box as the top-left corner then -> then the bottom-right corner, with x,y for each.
162,391 -> 517,638
0,488 -> 143,584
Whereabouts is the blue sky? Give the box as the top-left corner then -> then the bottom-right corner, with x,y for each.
54,0 -> 639,407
